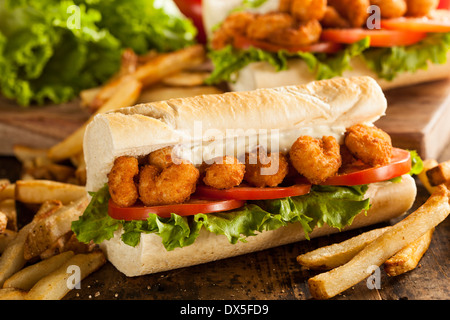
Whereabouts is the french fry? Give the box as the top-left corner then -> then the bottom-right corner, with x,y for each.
3,251 -> 75,291
0,199 -> 16,231
134,44 -> 205,87
14,180 -> 86,204
0,288 -> 27,300
426,160 -> 450,186
418,159 -> 439,194
297,227 -> 391,270
25,251 -> 106,300
384,228 -> 434,277
47,75 -> 142,162
0,230 -> 17,254
162,71 -> 210,87
0,212 -> 6,233
0,223 -> 35,287
0,200 -> 63,287
308,185 -> 450,299
0,183 -> 15,202
24,196 -> 89,260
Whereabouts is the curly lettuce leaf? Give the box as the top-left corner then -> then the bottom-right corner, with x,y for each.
0,0 -> 196,106
362,33 -> 450,80
72,184 -> 370,251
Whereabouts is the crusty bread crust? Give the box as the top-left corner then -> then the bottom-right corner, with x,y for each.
101,175 -> 417,277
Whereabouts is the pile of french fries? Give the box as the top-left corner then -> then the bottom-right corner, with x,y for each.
0,180 -> 104,300
298,158 -> 450,299
47,44 -> 222,163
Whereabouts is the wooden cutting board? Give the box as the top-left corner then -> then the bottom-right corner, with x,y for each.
1,79 -> 450,159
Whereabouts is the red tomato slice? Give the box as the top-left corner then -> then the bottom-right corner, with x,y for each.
173,0 -> 206,44
321,28 -> 427,47
438,0 -> 450,9
297,148 -> 411,186
108,198 -> 245,220
233,35 -> 343,53
381,10 -> 450,32
196,183 -> 311,201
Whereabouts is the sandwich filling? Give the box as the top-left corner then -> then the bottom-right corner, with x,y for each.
204,0 -> 450,84
72,124 -> 422,251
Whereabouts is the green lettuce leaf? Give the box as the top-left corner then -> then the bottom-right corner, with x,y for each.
408,150 -> 424,176
205,38 -> 370,85
362,33 -> 450,81
0,0 -> 196,106
72,184 -> 370,251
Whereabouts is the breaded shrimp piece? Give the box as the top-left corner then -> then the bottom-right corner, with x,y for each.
328,0 -> 370,27
203,156 -> 245,189
371,0 -> 407,18
289,136 -> 342,185
290,0 -> 327,21
321,6 -> 351,28
406,0 -> 439,17
139,162 -> 199,206
108,156 -> 139,207
244,152 -> 289,188
268,19 -> 322,46
344,124 -> 393,166
211,11 -> 255,50
246,12 -> 295,41
148,146 -> 175,170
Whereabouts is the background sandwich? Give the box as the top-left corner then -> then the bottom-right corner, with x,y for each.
202,0 -> 450,91
72,76 -> 420,277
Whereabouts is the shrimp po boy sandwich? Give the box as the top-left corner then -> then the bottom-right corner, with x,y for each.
72,76 -> 419,277
203,0 -> 450,91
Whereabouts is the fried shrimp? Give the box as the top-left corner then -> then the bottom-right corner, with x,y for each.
108,156 -> 139,207
139,162 -> 199,206
148,146 -> 176,170
269,19 -> 322,46
246,12 -> 295,40
321,6 -> 351,28
406,0 -> 439,17
211,11 -> 255,50
289,136 -> 342,184
328,0 -> 370,27
344,124 -> 393,166
290,0 -> 327,21
203,156 -> 245,189
244,151 -> 289,188
371,0 -> 407,18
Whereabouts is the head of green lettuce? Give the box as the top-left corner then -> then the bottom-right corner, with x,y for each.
0,0 -> 197,107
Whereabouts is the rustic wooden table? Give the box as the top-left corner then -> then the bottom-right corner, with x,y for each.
0,147 -> 448,301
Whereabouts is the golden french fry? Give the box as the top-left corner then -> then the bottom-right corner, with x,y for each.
0,288 -> 27,300
297,227 -> 391,270
0,212 -> 7,233
0,223 -> 35,287
14,180 -> 86,204
308,185 -> 450,300
0,230 -> 17,254
3,251 -> 75,291
25,251 -> 106,300
426,160 -> 450,186
384,228 -> 434,277
418,159 -> 439,194
0,199 -> 16,231
162,71 -> 210,87
47,75 -> 142,162
0,183 -> 15,202
24,196 -> 89,260
134,44 -> 205,87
